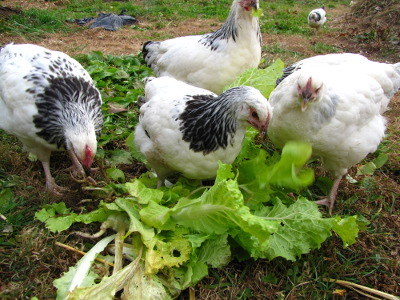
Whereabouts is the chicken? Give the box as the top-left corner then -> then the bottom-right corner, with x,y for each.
308,7 -> 326,30
142,0 -> 262,94
268,53 -> 400,214
135,76 -> 272,187
0,43 -> 103,195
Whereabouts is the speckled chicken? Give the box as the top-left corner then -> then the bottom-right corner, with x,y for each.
308,7 -> 326,30
268,53 -> 400,214
0,43 -> 103,195
142,0 -> 262,94
135,76 -> 272,187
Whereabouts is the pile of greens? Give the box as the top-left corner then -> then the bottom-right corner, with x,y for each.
35,55 -> 359,299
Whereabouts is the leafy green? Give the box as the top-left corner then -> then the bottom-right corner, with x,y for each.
33,53 -> 360,299
356,153 -> 389,176
37,141 -> 359,298
225,59 -> 284,98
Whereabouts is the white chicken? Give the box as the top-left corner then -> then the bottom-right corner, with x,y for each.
142,0 -> 262,94
308,7 -> 326,30
135,76 -> 272,187
268,53 -> 400,214
0,43 -> 103,195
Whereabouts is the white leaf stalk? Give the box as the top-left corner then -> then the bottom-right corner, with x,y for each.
68,234 -> 116,295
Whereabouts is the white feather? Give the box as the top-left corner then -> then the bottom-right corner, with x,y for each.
268,53 -> 400,212
142,0 -> 262,94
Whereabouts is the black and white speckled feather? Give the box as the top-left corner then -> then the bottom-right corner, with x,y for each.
142,0 -> 262,94
0,43 -> 103,194
308,7 -> 326,29
179,89 -> 249,154
32,76 -> 102,148
135,77 -> 272,186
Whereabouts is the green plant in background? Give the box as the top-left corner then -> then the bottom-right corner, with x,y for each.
76,52 -> 152,146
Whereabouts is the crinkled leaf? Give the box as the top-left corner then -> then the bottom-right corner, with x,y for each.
332,215 -> 359,247
35,203 -> 111,233
107,149 -> 132,165
106,166 -> 126,182
145,234 -> 191,274
198,234 -> 231,268
126,179 -> 163,204
43,214 -> 79,233
140,200 -> 175,230
115,197 -> 155,244
225,59 -> 284,98
123,262 -> 175,300
170,179 -> 244,234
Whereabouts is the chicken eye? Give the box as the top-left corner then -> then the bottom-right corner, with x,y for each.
251,111 -> 259,119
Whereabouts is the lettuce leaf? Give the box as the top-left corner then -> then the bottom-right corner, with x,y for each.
224,59 -> 284,98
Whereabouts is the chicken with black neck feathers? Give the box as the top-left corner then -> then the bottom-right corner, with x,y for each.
0,43 -> 103,195
142,0 -> 262,94
135,76 -> 272,187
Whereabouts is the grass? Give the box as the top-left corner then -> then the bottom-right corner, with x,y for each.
0,0 -> 399,299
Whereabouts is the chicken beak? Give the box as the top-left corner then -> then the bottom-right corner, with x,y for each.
259,114 -> 270,141
250,0 -> 259,9
301,98 -> 309,112
299,77 -> 313,112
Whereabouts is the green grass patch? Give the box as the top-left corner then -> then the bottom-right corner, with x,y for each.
311,42 -> 341,53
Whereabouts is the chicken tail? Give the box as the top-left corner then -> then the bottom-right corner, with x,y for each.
142,40 -> 155,64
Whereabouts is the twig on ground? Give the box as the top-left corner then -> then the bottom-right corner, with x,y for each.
323,278 -> 400,300
55,241 -> 114,267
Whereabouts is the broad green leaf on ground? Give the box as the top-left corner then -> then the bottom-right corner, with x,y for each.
197,233 -> 231,268
126,179 -> 164,204
106,149 -> 132,165
35,202 -> 112,233
253,198 -> 343,260
106,166 -> 126,182
115,197 -> 155,244
224,59 -> 285,98
332,215 -> 359,247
